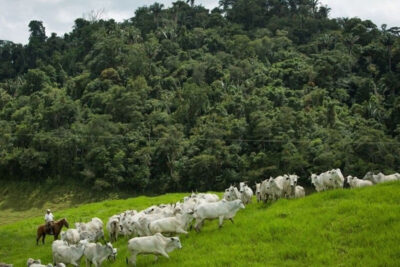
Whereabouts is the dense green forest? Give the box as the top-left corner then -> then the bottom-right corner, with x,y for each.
0,0 -> 400,193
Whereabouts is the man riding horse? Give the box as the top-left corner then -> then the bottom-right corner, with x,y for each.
45,209 -> 54,235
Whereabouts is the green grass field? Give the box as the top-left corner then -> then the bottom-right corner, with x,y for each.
1,182 -> 400,266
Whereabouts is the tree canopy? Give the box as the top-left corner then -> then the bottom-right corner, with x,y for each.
0,0 -> 400,193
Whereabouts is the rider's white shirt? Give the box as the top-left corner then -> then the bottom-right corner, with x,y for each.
45,213 -> 54,222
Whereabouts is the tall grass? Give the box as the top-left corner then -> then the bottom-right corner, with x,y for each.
1,182 -> 400,266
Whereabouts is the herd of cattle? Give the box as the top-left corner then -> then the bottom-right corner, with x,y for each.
22,169 -> 399,266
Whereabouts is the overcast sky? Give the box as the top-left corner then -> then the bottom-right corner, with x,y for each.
1,0 -> 399,44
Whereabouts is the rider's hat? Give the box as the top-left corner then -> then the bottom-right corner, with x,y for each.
47,209 -> 51,212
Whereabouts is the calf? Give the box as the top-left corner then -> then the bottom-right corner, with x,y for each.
127,233 -> 182,266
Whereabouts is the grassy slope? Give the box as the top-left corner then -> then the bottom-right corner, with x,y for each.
1,182 -> 400,266
0,181 -> 137,226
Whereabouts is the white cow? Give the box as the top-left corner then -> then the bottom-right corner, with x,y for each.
193,193 -> 220,202
294,186 -> 305,198
60,229 -> 80,245
223,189 -> 230,201
262,177 -> 283,201
239,182 -> 254,204
127,233 -> 182,266
193,199 -> 245,231
223,185 -> 241,201
29,264 -> 65,267
75,217 -> 104,242
27,258 -> 42,267
312,169 -> 344,191
84,242 -> 117,267
28,262 -> 65,267
181,197 -> 202,212
106,215 -> 121,242
260,178 -> 272,202
274,174 -> 298,198
148,210 -> 194,235
27,258 -> 41,266
119,211 -> 139,237
329,169 -> 345,188
52,240 -> 88,267
311,173 -> 325,192
255,183 -> 262,203
364,172 -> 400,184
347,175 -> 373,188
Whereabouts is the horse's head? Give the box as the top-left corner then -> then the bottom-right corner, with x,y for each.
62,218 -> 69,228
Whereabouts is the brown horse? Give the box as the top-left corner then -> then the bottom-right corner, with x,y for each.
36,218 -> 69,245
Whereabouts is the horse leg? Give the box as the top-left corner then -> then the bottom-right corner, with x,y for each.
36,233 -> 41,245
42,234 -> 46,244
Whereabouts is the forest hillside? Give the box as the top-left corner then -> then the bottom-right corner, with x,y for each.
0,0 -> 400,193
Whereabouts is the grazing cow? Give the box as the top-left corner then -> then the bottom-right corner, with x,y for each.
148,210 -> 194,235
75,218 -> 104,242
255,183 -> 262,203
106,215 -> 121,242
193,199 -> 245,231
127,233 -> 182,266
52,240 -> 88,267
294,186 -> 305,198
239,182 -> 254,204
84,242 -> 117,267
347,176 -> 373,188
60,229 -> 80,245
